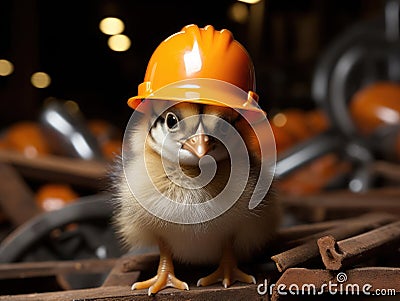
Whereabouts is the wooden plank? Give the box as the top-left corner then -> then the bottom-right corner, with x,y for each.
281,188 -> 400,221
101,253 -> 159,287
0,282 -> 262,301
276,213 -> 397,242
282,188 -> 400,209
0,149 -> 107,189
0,258 -> 118,280
0,252 -> 265,300
372,161 -> 400,182
318,221 -> 400,270
0,163 -> 40,226
271,212 -> 396,272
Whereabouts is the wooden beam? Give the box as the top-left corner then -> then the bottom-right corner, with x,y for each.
0,282 -> 261,301
271,212 -> 396,272
0,258 -> 118,280
318,221 -> 400,270
102,253 -> 159,287
0,150 -> 107,189
0,163 -> 40,226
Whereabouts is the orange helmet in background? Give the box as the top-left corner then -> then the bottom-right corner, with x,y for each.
128,24 -> 258,111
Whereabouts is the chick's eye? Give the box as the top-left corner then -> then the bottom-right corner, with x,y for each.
166,112 -> 179,130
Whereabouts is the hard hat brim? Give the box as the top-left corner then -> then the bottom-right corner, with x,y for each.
127,78 -> 264,114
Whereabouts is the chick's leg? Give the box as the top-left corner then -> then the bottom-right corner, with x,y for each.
131,240 -> 189,295
197,243 -> 255,288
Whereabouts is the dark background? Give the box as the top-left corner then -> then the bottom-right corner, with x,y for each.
0,0 -> 386,129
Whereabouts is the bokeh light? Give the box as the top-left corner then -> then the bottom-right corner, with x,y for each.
64,100 -> 80,114
0,59 -> 14,76
229,2 -> 249,23
99,17 -> 125,35
238,0 -> 262,4
31,72 -> 51,88
107,34 -> 131,52
273,113 -> 288,127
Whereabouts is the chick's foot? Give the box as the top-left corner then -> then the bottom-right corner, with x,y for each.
197,264 -> 255,288
197,244 -> 256,288
131,271 -> 189,295
131,240 -> 189,295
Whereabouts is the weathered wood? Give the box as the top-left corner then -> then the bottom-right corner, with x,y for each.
271,267 -> 400,301
271,212 -> 396,272
0,282 -> 263,301
120,253 -> 159,273
318,220 -> 400,270
101,253 -> 159,287
282,188 -> 400,209
282,189 -> 400,221
0,149 -> 107,189
2,209 -> 399,300
0,163 -> 40,226
277,219 -> 344,242
372,160 -> 400,182
282,187 -> 400,205
276,212 -> 397,244
0,258 -> 118,280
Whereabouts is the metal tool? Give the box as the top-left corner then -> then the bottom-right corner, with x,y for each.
40,100 -> 104,161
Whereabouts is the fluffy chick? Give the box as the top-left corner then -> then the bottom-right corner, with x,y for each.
112,102 -> 281,295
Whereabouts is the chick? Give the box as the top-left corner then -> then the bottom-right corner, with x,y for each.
112,101 -> 281,295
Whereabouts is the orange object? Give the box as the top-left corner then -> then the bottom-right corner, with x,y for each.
36,184 -> 78,212
102,139 -> 122,160
4,122 -> 51,157
88,119 -> 120,143
273,109 -> 313,142
270,124 -> 294,154
88,119 -> 122,160
0,138 -> 7,149
88,119 -> 112,140
350,82 -> 400,134
306,110 -> 329,135
277,154 -> 350,196
270,109 -> 329,154
128,24 -> 258,112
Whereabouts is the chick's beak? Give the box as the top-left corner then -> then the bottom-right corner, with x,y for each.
182,134 -> 212,158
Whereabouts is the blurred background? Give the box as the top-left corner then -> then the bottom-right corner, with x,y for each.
1,0 -> 400,296
0,0 -> 387,127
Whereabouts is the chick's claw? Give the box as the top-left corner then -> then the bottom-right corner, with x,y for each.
197,265 -> 256,288
132,272 -> 189,295
131,276 -> 157,291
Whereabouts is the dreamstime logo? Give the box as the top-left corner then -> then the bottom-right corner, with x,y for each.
336,272 -> 347,283
122,78 -> 276,224
257,272 -> 397,297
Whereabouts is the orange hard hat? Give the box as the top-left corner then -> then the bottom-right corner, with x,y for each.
128,24 -> 259,112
